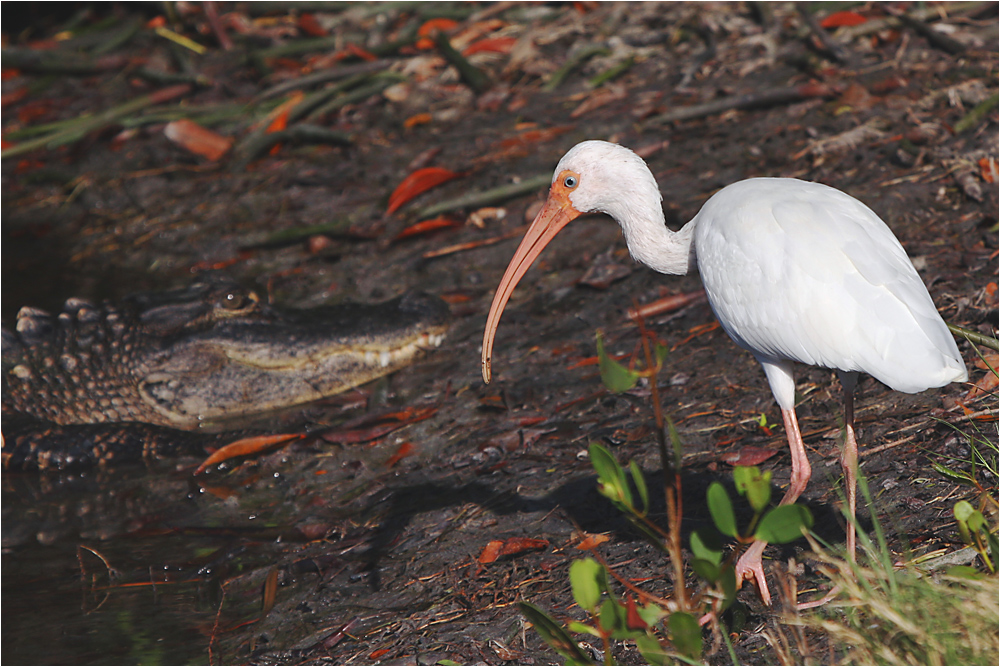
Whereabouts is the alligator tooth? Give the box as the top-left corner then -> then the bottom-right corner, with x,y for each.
364,351 -> 377,364
379,351 -> 391,367
64,297 -> 95,312
15,307 -> 53,340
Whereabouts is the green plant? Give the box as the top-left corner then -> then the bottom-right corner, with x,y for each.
518,324 -> 813,664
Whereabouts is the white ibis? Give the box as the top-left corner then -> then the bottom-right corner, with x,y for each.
481,140 -> 968,604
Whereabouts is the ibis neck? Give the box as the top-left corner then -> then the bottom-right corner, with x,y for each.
619,213 -> 697,276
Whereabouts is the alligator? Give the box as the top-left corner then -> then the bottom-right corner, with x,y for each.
2,277 -> 449,470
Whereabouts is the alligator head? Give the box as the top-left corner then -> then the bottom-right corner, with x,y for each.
2,277 -> 449,430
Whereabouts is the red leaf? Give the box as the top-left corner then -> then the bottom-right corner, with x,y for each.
416,18 -> 459,50
404,113 -> 433,129
195,433 -> 304,474
163,119 -> 233,161
385,441 -> 415,468
462,36 -> 517,56
478,537 -> 549,564
979,157 -> 997,184
298,13 -> 326,37
575,532 -> 611,550
499,537 -> 549,556
820,11 -> 868,28
346,43 -> 378,61
624,596 -> 648,631
418,18 -> 459,36
395,216 -> 461,240
478,540 -> 505,564
387,167 -> 462,214
267,109 -> 289,134
721,446 -> 779,467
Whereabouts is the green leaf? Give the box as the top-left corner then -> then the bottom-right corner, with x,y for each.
690,558 -> 720,584
666,415 -> 683,472
599,598 -> 626,635
707,482 -> 738,537
719,564 -> 737,611
668,611 -> 702,661
596,330 -> 639,393
569,558 -> 606,612
629,460 -> 649,514
755,504 -> 813,543
518,601 -> 594,665
590,442 -> 632,507
932,461 -> 976,485
733,465 -> 772,514
567,621 -> 602,637
635,634 -> 671,665
953,500 -> 976,523
945,565 -> 989,579
654,340 -> 669,367
637,602 -> 667,627
690,527 -> 724,565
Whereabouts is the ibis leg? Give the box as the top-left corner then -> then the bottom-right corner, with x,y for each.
735,407 -> 812,605
839,374 -> 859,559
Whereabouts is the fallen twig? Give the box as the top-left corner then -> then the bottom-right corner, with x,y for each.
0,48 -> 128,75
589,56 -> 635,88
230,124 -> 353,171
1,84 -> 193,159
423,226 -> 528,259
953,94 -> 999,134
647,82 -> 838,125
256,60 -> 390,101
413,173 -> 551,219
883,5 -> 968,55
544,45 -> 610,91
435,30 -> 490,94
836,1 -> 990,40
949,323 -> 999,350
796,2 -> 854,64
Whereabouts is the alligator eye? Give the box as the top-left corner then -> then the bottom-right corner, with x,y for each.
219,290 -> 258,312
563,175 -> 578,189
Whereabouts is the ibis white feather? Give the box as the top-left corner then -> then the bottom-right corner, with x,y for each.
481,140 -> 968,605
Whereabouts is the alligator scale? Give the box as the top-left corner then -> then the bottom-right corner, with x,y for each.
2,277 -> 449,470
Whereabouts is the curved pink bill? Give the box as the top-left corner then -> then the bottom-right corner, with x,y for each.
481,184 -> 581,383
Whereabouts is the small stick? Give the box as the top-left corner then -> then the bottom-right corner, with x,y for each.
413,173 -> 551,219
255,61 -> 389,101
1,84 -> 193,159
422,226 -> 527,259
949,322 -> 999,350
647,82 -> 837,125
544,45 -> 610,91
796,2 -> 853,64
884,5 -> 967,55
434,31 -> 490,94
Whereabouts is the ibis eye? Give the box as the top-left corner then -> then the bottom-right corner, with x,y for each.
563,175 -> 578,188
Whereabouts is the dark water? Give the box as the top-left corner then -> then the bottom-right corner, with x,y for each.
1,466 -> 274,665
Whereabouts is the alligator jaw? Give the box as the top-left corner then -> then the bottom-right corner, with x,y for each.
139,326 -> 448,429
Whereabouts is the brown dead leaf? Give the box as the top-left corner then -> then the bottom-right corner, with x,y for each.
575,532 -> 611,550
195,433 -> 303,474
722,446 -> 779,467
570,84 -> 627,118
163,120 -> 233,161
